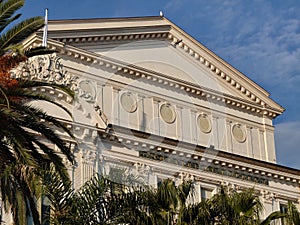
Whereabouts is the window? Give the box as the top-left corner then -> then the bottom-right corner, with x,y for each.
41,196 -> 50,225
280,204 -> 288,225
157,177 -> 163,188
201,187 -> 212,201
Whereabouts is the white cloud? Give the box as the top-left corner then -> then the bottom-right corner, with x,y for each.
164,1 -> 300,92
228,10 -> 299,89
275,121 -> 300,169
164,0 -> 300,169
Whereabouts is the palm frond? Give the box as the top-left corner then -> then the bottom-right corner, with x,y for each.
0,0 -> 24,32
0,85 -> 10,108
9,89 -> 74,119
260,211 -> 286,225
157,179 -> 178,211
0,13 -> 21,33
177,180 -> 193,207
16,104 -> 74,138
0,108 -> 38,165
34,140 -> 71,180
0,16 -> 43,54
17,167 -> 41,225
287,201 -> 300,225
42,166 -> 73,224
0,163 -> 41,225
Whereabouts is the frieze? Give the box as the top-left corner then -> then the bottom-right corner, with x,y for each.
134,162 -> 151,174
139,150 -> 269,185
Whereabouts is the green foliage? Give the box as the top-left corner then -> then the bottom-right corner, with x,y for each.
0,70 -> 75,225
0,1 -> 75,224
42,171 -> 299,225
45,177 -> 194,225
0,0 -> 44,55
0,16 -> 43,54
286,201 -> 300,225
43,169 -> 148,225
210,187 -> 263,225
260,211 -> 286,225
0,0 -> 23,33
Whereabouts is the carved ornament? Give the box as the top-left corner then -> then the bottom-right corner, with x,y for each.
11,54 -> 79,90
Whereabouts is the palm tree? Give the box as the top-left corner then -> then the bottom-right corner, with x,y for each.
123,179 -> 194,225
177,186 -> 286,225
42,170 -> 288,225
196,186 -> 284,225
43,168 -> 149,225
285,201 -> 300,225
178,200 -> 213,225
0,76 -> 74,225
211,187 -> 262,225
0,0 -> 75,224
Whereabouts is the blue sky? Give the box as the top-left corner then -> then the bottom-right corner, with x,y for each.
20,0 -> 300,169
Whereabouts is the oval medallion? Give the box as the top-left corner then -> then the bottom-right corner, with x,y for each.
232,124 -> 246,143
197,114 -> 212,133
120,92 -> 137,113
160,103 -> 176,124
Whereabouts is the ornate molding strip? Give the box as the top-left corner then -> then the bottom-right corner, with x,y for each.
25,38 -> 281,118
102,149 -> 299,202
48,30 -> 282,115
54,32 -> 169,44
46,117 -> 298,198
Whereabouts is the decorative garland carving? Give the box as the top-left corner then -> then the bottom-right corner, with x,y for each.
80,143 -> 97,166
10,54 -> 101,103
260,190 -> 276,201
11,54 -> 79,92
77,80 -> 96,103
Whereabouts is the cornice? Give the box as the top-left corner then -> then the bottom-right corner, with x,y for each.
59,118 -> 300,187
36,25 -> 171,42
100,125 -> 300,186
102,150 -> 299,201
48,16 -> 165,24
23,35 -> 282,119
47,16 -> 167,30
42,16 -> 284,115
33,117 -> 299,202
110,125 -> 300,178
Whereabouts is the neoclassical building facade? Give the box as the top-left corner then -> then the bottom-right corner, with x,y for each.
3,16 -> 300,223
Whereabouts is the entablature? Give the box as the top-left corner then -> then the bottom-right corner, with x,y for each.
99,141 -> 299,202
23,36 -> 282,119
65,121 -> 300,187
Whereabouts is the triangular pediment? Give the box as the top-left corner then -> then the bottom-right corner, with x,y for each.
23,16 -> 284,118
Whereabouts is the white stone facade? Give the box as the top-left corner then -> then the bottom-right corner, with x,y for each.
2,16 -> 299,224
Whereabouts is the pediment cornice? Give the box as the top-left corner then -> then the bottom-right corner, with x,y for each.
37,16 -> 284,116
23,34 -> 282,118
